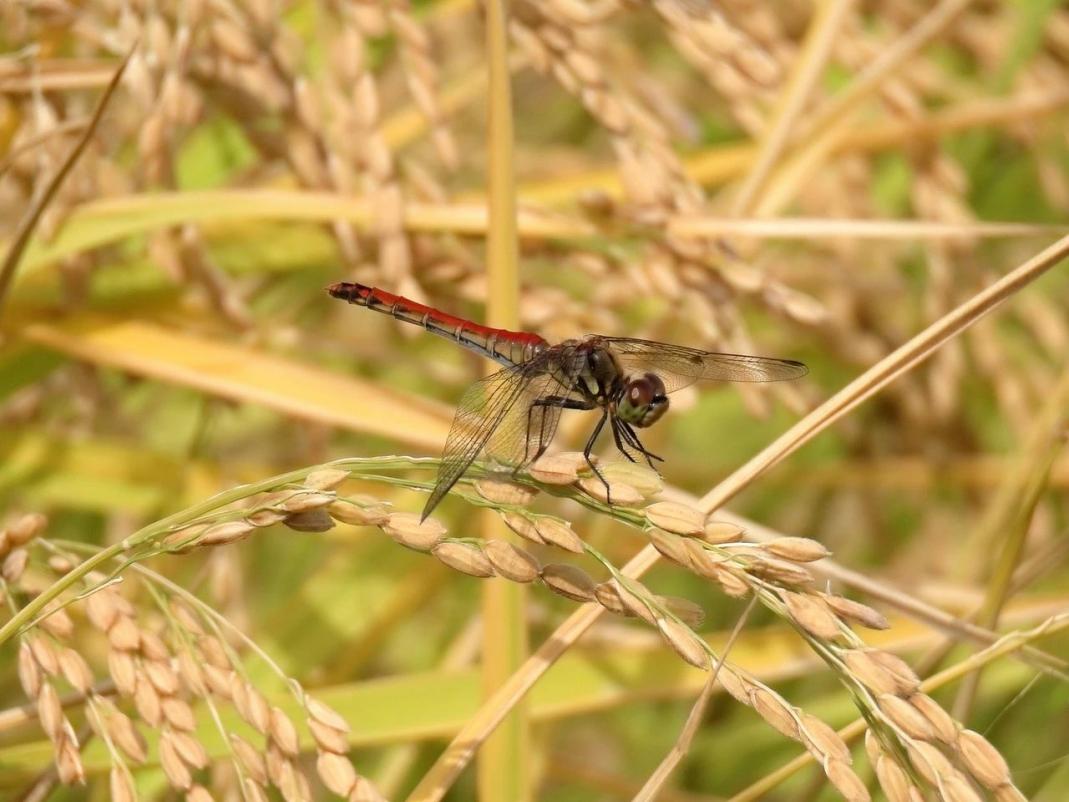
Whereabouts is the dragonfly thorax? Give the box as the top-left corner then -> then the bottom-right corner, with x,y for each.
615,372 -> 669,427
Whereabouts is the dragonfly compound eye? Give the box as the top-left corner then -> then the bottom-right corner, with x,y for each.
618,373 -> 669,427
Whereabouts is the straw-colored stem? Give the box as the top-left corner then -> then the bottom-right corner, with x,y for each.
479,1 -> 529,801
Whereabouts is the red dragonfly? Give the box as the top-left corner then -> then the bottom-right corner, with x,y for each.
328,282 -> 807,519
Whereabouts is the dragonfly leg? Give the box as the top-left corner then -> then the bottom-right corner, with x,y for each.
619,421 -> 664,468
609,416 -> 639,463
521,395 -> 595,466
583,411 -> 611,505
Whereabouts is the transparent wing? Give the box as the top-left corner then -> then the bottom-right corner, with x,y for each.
601,336 -> 808,393
486,369 -> 584,468
422,360 -> 580,519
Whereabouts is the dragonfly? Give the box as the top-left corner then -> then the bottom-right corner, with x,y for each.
328,281 -> 807,519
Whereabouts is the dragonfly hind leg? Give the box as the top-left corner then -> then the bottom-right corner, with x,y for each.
516,395 -> 595,473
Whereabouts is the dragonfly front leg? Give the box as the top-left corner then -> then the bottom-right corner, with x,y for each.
521,395 -> 595,465
619,421 -> 664,469
609,416 -> 639,463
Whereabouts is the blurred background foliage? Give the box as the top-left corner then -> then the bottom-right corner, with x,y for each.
1,0 -> 1069,800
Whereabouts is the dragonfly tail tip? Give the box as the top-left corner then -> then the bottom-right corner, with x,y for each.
325,282 -> 351,300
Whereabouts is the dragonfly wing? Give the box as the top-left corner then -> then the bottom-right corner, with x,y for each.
484,369 -> 583,470
422,358 -> 586,519
423,366 -> 532,519
601,337 -> 808,393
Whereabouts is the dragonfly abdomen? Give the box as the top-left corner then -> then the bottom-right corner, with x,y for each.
327,282 -> 547,367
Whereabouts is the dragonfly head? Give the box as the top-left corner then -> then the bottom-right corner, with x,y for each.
616,373 -> 668,428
